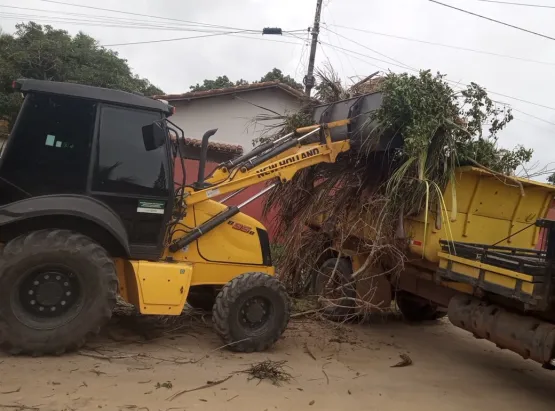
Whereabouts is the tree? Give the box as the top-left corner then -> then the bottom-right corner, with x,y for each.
188,68 -> 303,92
189,75 -> 236,91
259,68 -> 303,90
0,22 -> 163,129
548,172 -> 555,185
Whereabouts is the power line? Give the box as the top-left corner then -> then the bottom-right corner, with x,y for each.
328,23 -> 555,67
512,108 -> 555,127
320,41 -> 416,71
428,0 -> 555,41
475,0 -> 555,8
321,39 -> 555,112
102,31 -> 303,47
321,26 -> 417,71
322,8 -> 359,83
0,12 -> 254,33
36,0 -> 258,32
318,41 -> 392,72
101,30 -> 251,47
323,37 -> 555,128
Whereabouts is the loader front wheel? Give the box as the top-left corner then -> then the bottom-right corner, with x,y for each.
212,272 -> 289,352
0,230 -> 118,355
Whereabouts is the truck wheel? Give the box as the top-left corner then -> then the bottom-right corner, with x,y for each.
396,291 -> 446,322
0,230 -> 118,355
212,272 -> 289,353
187,286 -> 217,311
314,258 -> 356,321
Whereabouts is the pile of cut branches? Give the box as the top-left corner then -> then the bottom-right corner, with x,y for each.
260,68 -> 532,297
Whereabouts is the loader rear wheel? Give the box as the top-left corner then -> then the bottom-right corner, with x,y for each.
0,230 -> 118,355
396,291 -> 446,322
212,272 -> 289,353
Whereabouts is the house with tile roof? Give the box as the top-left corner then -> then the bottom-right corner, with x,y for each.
155,81 -> 308,151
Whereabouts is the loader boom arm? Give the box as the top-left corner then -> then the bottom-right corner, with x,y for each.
184,120 -> 351,206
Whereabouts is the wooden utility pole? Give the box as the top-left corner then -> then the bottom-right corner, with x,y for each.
304,0 -> 323,96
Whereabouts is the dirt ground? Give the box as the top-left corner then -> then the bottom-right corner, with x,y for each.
0,313 -> 554,411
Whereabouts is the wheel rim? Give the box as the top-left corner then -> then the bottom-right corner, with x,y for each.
14,265 -> 82,327
238,296 -> 272,333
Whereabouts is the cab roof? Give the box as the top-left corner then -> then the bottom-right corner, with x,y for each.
14,79 -> 173,116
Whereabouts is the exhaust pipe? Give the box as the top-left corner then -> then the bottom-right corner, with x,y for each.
448,295 -> 555,366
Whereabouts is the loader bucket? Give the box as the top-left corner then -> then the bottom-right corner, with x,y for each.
311,92 -> 403,152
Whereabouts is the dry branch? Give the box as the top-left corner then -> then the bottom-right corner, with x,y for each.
167,376 -> 232,401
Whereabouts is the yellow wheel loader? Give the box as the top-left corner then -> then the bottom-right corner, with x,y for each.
0,79 -> 350,355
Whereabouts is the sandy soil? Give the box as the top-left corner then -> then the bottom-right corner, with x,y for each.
0,314 -> 553,411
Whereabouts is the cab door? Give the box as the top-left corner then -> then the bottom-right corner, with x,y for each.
89,104 -> 173,260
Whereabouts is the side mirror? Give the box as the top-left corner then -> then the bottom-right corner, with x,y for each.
142,121 -> 166,151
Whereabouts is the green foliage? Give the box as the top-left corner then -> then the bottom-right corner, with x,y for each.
548,172 -> 555,185
189,68 -> 303,92
259,68 -> 303,90
251,109 -> 313,147
0,22 -> 163,128
374,71 -> 524,180
190,75 -> 237,91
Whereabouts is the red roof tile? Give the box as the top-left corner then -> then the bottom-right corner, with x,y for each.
170,133 -> 243,156
155,81 -> 308,102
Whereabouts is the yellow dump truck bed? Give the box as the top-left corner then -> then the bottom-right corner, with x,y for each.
406,166 -> 555,308
406,166 -> 555,261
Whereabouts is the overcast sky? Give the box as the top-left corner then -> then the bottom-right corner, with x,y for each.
1,0 -> 554,179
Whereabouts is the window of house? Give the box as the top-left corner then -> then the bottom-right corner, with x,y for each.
92,105 -> 169,197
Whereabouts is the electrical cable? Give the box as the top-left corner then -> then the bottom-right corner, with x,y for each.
321,26 -> 418,71
0,12 -> 254,33
327,23 -> 555,67
321,39 -> 555,112
475,0 -> 555,8
428,0 -> 555,41
37,0 -> 255,31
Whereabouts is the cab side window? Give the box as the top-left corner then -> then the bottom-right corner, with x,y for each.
0,93 -> 96,197
92,105 -> 169,197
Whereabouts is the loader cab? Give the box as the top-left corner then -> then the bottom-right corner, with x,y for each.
0,79 -> 175,260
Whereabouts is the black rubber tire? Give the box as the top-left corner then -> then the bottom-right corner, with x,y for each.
187,286 -> 217,311
396,291 -> 447,322
314,258 -> 356,321
0,229 -> 118,355
212,272 -> 289,353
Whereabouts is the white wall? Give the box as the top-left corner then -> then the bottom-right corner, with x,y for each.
168,88 -> 302,150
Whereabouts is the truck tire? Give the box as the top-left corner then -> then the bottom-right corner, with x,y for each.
187,286 -> 217,311
314,258 -> 356,321
0,229 -> 118,355
212,272 -> 289,353
396,291 -> 446,322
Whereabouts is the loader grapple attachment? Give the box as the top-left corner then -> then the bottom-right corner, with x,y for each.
311,92 -> 403,151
